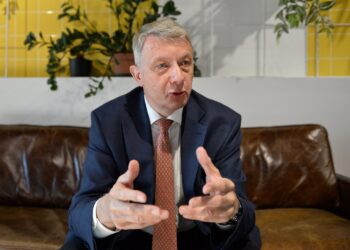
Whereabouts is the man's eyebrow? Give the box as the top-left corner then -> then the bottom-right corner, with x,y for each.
152,57 -> 169,62
181,53 -> 193,58
150,53 -> 193,63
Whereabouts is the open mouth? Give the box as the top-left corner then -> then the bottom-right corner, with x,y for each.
170,91 -> 185,96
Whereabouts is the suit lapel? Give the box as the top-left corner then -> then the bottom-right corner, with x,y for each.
122,88 -> 155,204
120,88 -> 208,203
181,94 -> 207,200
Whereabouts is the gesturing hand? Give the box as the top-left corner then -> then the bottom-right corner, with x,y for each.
179,147 -> 240,224
96,160 -> 168,230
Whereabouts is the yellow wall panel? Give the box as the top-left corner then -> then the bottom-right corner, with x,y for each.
91,13 -> 111,30
307,59 -> 316,76
13,48 -> 26,58
0,60 -> 4,73
332,0 -> 350,10
85,1 -> 108,10
318,34 -> 332,58
307,31 -> 316,58
26,12 -> 40,33
25,58 -> 46,76
332,35 -> 350,57
14,35 -> 26,47
7,49 -> 18,58
318,59 -> 331,76
25,48 -> 40,59
16,0 -> 26,7
10,59 -> 27,76
39,1 -> 60,11
0,34 -> 5,47
12,14 -> 27,35
6,18 -> 17,35
39,13 -> 61,34
332,59 -> 350,75
26,0 -> 40,12
331,10 -> 350,23
307,0 -> 350,76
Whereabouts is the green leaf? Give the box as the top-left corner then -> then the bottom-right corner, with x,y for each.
319,1 -> 336,11
286,13 -> 301,28
274,22 -> 289,41
306,7 -> 317,24
275,8 -> 285,21
47,77 -> 58,91
61,2 -> 69,9
98,82 -> 104,90
58,13 -> 68,20
295,5 -> 306,22
62,6 -> 73,13
163,0 -> 181,16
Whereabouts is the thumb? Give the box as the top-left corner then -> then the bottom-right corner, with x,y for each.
118,160 -> 140,186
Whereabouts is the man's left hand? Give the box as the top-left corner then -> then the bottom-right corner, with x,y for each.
179,147 -> 240,224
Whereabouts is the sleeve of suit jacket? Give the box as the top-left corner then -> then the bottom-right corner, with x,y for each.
67,110 -> 129,250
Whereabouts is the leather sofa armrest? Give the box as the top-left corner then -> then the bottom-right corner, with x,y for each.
336,174 -> 350,220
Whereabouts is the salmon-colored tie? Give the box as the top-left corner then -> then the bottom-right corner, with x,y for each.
152,118 -> 177,250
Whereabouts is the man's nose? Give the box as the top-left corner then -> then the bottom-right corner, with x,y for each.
170,64 -> 185,84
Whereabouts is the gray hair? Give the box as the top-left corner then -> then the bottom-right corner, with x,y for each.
132,17 -> 193,66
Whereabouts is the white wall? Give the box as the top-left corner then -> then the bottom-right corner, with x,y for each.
162,0 -> 306,77
0,77 -> 349,177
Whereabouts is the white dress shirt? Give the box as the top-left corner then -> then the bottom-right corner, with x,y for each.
92,96 -> 194,238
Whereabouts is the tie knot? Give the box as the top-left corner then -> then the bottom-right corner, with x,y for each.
155,118 -> 173,132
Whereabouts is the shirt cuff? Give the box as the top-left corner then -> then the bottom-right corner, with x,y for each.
92,198 -> 120,238
216,222 -> 235,230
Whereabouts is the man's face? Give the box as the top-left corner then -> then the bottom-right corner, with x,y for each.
130,35 -> 194,117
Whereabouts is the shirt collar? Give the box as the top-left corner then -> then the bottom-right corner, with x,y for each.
144,96 -> 183,125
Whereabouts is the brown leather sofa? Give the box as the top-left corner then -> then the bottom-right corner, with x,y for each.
0,124 -> 349,249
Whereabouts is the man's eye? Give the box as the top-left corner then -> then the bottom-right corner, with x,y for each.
180,60 -> 192,67
157,63 -> 168,69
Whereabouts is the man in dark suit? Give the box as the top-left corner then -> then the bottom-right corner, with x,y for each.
62,18 -> 261,250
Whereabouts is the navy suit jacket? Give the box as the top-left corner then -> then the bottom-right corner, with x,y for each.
66,87 -> 260,250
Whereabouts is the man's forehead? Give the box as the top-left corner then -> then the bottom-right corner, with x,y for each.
142,35 -> 192,51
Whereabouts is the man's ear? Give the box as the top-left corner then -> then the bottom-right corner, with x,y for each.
130,65 -> 143,87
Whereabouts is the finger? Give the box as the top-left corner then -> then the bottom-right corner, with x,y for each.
110,184 -> 147,203
110,203 -> 169,229
112,160 -> 146,203
125,205 -> 169,224
188,194 -> 234,209
202,178 -> 235,195
179,205 -> 234,223
196,147 -> 221,179
118,160 -> 140,186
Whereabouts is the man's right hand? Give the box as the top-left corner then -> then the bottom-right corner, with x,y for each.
96,160 -> 169,230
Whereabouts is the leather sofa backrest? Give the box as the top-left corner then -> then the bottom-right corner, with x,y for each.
0,125 -> 88,208
241,124 -> 339,210
0,124 -> 339,210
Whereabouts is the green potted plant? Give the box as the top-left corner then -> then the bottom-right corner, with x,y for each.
24,0 -> 181,97
274,0 -> 336,40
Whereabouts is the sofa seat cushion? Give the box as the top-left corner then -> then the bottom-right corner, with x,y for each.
0,206 -> 67,250
256,208 -> 350,249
